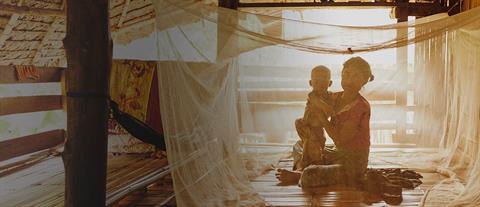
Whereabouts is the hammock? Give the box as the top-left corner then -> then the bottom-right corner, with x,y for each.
109,99 -> 166,150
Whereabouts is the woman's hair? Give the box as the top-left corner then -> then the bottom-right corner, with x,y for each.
343,57 -> 374,82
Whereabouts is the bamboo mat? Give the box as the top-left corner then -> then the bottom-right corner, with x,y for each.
0,154 -> 168,207
113,175 -> 175,207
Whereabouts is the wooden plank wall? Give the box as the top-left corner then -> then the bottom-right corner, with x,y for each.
0,66 -> 65,161
239,65 -> 412,143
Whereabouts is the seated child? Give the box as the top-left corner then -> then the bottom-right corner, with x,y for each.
293,65 -> 334,170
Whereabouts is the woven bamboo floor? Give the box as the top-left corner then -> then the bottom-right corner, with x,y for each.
0,154 -> 169,207
113,175 -> 176,207
251,147 -> 445,207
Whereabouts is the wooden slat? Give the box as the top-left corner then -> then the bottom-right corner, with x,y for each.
240,65 -> 400,80
0,66 -> 63,84
246,148 -> 443,207
0,129 -> 64,161
0,3 -> 65,17
0,95 -> 62,115
243,89 -> 396,102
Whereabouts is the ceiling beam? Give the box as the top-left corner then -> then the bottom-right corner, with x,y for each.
0,14 -> 20,49
238,1 -> 445,8
117,0 -> 131,28
31,17 -> 62,64
0,3 -> 65,17
238,2 -> 447,17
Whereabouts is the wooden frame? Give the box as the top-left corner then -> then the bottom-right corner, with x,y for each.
0,95 -> 63,116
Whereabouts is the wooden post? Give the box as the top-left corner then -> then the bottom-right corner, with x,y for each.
219,0 -> 238,9
63,0 -> 111,206
395,6 -> 408,143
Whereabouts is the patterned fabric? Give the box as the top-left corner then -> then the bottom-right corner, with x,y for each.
299,164 -> 343,188
110,60 -> 156,121
108,60 -> 156,153
331,92 -> 371,150
15,65 -> 40,80
323,145 -> 369,186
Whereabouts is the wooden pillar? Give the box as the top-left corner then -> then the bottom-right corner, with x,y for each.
63,0 -> 111,206
395,6 -> 408,143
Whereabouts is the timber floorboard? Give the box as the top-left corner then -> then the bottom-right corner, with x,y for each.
0,154 -> 168,207
0,148 -> 446,207
117,147 -> 445,207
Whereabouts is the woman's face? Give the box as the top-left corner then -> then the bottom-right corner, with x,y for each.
341,66 -> 367,92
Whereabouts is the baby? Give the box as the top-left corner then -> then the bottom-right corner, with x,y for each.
294,65 -> 334,170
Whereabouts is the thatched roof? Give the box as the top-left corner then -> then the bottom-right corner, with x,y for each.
0,0 -> 155,67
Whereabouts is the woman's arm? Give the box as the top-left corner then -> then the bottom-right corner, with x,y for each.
320,114 -> 362,147
318,113 -> 339,143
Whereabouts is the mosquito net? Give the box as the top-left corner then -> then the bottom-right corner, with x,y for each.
151,0 -> 480,206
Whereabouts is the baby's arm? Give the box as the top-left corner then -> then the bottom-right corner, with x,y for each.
309,94 -> 334,116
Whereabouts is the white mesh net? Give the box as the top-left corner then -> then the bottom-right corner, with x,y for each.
150,0 -> 480,206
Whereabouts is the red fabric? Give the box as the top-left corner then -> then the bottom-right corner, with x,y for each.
331,93 -> 371,150
146,69 -> 164,134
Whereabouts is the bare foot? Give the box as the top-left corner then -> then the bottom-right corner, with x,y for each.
275,168 -> 301,184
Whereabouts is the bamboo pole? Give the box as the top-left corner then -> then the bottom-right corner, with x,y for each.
62,0 -> 111,206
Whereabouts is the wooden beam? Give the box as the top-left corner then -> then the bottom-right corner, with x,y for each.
238,1 -> 444,7
243,89 -> 395,102
394,15 -> 408,142
0,66 -> 63,83
0,95 -> 63,116
63,0 -> 110,206
219,0 -> 239,9
0,0 -> 22,48
117,0 -> 131,28
237,2 -> 448,16
0,14 -> 20,49
0,3 -> 65,17
0,129 -> 64,162
31,18 -> 63,65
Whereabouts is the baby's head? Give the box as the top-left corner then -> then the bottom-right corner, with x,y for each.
341,57 -> 374,92
310,65 -> 332,92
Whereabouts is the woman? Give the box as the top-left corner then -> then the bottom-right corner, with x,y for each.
276,57 -> 374,187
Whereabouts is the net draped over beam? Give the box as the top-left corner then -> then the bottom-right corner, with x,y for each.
153,0 -> 480,206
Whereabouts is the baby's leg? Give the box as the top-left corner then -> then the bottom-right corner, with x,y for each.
295,118 -> 310,141
308,126 -> 326,164
292,140 -> 304,170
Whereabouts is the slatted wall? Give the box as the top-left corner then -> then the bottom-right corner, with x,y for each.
0,66 -> 65,162
239,65 -> 412,144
